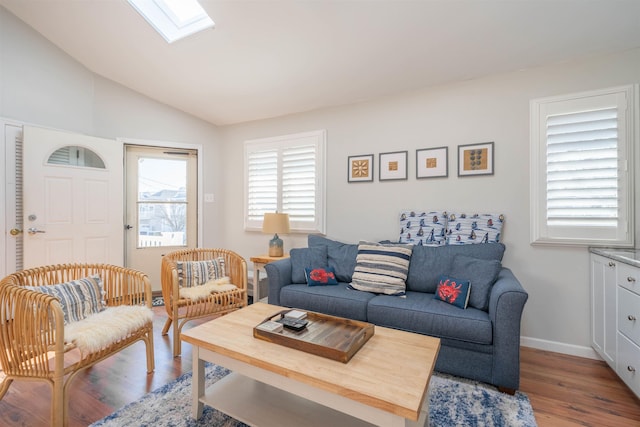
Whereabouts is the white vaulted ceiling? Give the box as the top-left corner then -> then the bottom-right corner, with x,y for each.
2,0 -> 640,126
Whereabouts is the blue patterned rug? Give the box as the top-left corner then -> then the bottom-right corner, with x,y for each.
90,363 -> 537,427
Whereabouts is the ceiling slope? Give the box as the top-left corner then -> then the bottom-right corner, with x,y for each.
2,0 -> 640,125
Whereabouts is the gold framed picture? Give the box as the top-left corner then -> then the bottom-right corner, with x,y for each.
416,147 -> 448,179
379,151 -> 408,181
458,142 -> 494,176
348,154 -> 374,182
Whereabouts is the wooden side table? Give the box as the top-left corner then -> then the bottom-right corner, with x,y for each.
249,254 -> 289,302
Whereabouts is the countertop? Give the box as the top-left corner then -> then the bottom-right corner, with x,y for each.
590,247 -> 640,268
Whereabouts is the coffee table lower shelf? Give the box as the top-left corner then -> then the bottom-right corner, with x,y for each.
192,348 -> 428,427
201,372 -> 374,427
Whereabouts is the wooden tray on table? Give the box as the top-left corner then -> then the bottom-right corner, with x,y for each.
253,309 -> 375,363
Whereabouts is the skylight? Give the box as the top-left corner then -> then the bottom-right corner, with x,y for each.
128,0 -> 214,43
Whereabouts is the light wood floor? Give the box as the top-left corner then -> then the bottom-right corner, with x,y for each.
1,306 -> 639,426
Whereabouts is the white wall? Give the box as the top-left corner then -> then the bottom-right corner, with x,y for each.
221,48 -> 640,357
0,6 -> 93,134
0,6 -> 225,248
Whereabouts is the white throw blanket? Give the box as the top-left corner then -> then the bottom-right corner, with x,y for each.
65,305 -> 153,355
179,276 -> 238,301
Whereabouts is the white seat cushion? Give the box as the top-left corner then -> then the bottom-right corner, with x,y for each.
179,276 -> 238,301
64,305 -> 153,355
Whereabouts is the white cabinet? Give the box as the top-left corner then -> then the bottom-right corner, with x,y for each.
590,253 -> 617,365
590,249 -> 640,399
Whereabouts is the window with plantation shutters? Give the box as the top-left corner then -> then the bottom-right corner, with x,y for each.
244,130 -> 326,234
530,85 -> 636,247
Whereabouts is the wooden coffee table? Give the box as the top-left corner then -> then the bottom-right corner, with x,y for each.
181,302 -> 440,427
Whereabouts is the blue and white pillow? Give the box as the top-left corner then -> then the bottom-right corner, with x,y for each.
176,258 -> 226,288
26,274 -> 106,324
349,241 -> 413,296
446,213 -> 504,245
398,210 -> 447,246
400,211 -> 505,245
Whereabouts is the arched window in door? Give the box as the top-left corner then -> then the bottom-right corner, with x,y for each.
47,146 -> 106,169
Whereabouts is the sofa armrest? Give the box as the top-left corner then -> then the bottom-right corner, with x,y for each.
488,267 -> 528,391
265,258 -> 293,306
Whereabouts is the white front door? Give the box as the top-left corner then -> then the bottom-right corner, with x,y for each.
125,145 -> 197,291
23,126 -> 123,267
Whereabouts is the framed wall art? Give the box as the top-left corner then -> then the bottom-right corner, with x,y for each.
379,151 -> 408,181
416,147 -> 448,179
348,154 -> 374,182
458,142 -> 494,176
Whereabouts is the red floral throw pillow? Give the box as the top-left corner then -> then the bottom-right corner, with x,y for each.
305,267 -> 339,286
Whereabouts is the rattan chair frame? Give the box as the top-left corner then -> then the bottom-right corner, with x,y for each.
161,248 -> 248,357
0,263 -> 154,427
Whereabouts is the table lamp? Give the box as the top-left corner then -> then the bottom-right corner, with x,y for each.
262,212 -> 290,257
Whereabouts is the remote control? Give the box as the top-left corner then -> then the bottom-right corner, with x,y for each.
277,317 -> 308,331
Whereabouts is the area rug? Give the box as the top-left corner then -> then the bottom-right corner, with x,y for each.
90,364 -> 537,427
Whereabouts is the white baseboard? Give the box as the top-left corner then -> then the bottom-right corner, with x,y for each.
520,336 -> 602,360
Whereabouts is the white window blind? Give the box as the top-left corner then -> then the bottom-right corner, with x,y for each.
247,149 -> 278,223
282,145 -> 316,223
546,108 -> 619,226
245,130 -> 326,233
530,85 -> 636,246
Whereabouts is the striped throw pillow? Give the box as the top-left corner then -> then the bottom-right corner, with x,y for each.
177,258 -> 226,288
349,241 -> 413,296
26,275 -> 106,324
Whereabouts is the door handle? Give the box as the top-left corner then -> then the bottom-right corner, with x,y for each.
9,228 -> 22,236
27,227 -> 46,235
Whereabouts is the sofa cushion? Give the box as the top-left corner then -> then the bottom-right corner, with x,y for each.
434,275 -> 471,309
279,283 -> 374,321
290,246 -> 328,283
349,241 -> 413,296
449,255 -> 501,311
26,275 -> 106,325
308,235 -> 358,282
367,291 -> 492,345
176,258 -> 225,288
406,243 -> 505,293
305,266 -> 338,286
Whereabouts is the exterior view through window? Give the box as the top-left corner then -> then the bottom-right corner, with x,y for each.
136,156 -> 188,248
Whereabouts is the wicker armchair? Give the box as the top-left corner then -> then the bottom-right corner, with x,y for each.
0,264 -> 154,427
161,248 -> 248,357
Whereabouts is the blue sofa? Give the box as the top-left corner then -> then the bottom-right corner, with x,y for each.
265,235 -> 528,392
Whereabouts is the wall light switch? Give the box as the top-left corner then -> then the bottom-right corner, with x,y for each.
204,193 -> 215,203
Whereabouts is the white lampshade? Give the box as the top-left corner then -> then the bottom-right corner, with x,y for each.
262,213 -> 290,234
